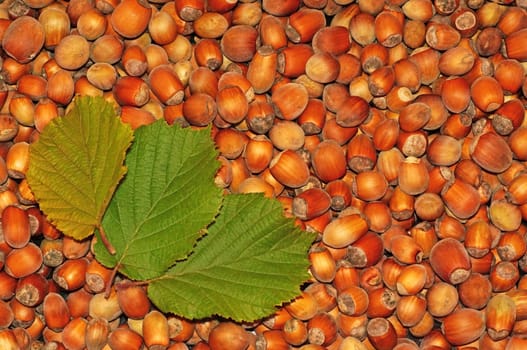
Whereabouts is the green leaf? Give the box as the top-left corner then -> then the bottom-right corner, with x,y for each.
93,120 -> 223,280
27,96 -> 133,240
148,193 -> 316,322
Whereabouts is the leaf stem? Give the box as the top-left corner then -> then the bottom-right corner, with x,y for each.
105,264 -> 121,298
98,225 -> 116,255
116,279 -> 151,290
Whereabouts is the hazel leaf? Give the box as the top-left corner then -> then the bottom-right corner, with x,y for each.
148,193 -> 317,322
27,96 -> 133,240
93,120 -> 223,280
